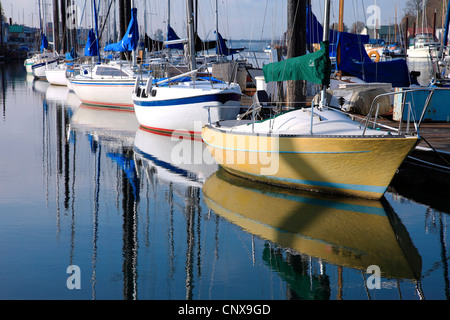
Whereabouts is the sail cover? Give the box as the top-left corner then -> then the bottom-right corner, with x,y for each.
263,41 -> 331,86
306,5 -> 416,87
216,32 -> 244,56
336,32 -> 417,87
40,33 -> 48,52
84,29 -> 98,56
166,25 -> 184,50
104,8 -> 139,52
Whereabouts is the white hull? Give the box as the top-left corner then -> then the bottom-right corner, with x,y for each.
70,79 -> 136,110
133,82 -> 242,137
32,59 -> 58,79
134,128 -> 219,187
407,48 -> 440,58
25,60 -> 33,74
45,68 -> 69,86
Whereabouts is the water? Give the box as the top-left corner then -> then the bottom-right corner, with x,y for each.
0,60 -> 449,302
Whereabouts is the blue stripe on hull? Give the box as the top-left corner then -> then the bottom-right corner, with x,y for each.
134,93 -> 241,107
32,59 -> 59,69
236,170 -> 387,195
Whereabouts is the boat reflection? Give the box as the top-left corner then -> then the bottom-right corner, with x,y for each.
203,169 -> 422,285
45,85 -> 69,103
133,128 -> 219,188
70,103 -> 140,149
133,129 -> 220,300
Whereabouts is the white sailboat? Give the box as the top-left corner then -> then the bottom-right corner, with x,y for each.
70,6 -> 141,111
408,0 -> 442,59
408,33 -> 443,59
45,62 -> 70,86
132,0 -> 242,140
31,0 -> 59,79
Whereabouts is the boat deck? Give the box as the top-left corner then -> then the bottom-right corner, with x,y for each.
239,92 -> 450,171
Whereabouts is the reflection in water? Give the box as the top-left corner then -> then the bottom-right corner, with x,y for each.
203,169 -> 423,299
133,130 -> 219,300
3,61 -> 449,299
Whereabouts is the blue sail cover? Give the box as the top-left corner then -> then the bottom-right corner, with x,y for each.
104,8 -> 139,52
40,33 -> 48,52
337,32 -> 417,87
84,29 -> 98,57
306,5 -> 339,46
166,24 -> 184,50
306,5 -> 416,87
216,31 -> 244,56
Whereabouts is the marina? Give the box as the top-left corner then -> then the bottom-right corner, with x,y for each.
0,0 -> 450,303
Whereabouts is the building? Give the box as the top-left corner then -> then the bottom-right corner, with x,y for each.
362,25 -> 402,44
3,22 -> 39,59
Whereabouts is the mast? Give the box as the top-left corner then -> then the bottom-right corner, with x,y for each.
336,0 -> 344,67
0,1 -> 3,56
286,0 -> 306,109
338,0 -> 344,32
93,0 -> 101,62
186,0 -> 196,70
444,0 -> 450,47
319,0 -> 331,109
52,0 -> 60,54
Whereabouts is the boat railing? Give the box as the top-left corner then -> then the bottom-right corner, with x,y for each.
204,104 -> 283,132
363,88 -> 438,136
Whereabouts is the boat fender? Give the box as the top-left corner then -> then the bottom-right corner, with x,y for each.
368,50 -> 380,62
142,77 -> 153,98
134,77 -> 141,96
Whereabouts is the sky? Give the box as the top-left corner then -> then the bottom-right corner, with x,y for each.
1,0 -> 409,40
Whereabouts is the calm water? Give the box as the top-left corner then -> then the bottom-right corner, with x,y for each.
0,60 -> 449,301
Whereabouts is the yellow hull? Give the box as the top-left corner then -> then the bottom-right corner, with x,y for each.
202,125 -> 419,199
203,170 -> 422,280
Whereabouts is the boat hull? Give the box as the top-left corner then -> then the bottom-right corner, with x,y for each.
31,59 -> 59,79
25,60 -> 34,74
202,126 -> 419,199
45,68 -> 69,86
407,47 -> 442,59
70,79 -> 136,111
133,85 -> 241,139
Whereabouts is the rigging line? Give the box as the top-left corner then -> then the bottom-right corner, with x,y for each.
259,0 -> 269,42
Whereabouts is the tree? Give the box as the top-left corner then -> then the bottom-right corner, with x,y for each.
406,0 -> 424,16
351,21 -> 365,34
0,0 -> 5,23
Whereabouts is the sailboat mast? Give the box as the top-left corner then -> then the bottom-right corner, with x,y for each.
93,0 -> 101,62
319,0 -> 331,109
443,0 -> 450,47
186,0 -> 196,70
338,0 -> 344,32
168,0 -> 171,27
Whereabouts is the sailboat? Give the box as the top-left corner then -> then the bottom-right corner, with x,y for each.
31,34 -> 59,79
132,0 -> 242,140
407,0 -> 443,59
201,0 -> 425,200
69,5 -> 141,111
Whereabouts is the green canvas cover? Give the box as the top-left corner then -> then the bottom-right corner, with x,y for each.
263,41 -> 331,86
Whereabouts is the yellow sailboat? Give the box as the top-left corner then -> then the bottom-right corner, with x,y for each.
203,169 -> 422,281
202,0 -> 422,199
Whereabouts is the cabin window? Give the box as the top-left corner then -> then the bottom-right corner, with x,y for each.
96,66 -> 128,77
